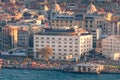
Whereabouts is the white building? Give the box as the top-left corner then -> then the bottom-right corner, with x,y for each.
34,28 -> 93,61
102,35 -> 120,60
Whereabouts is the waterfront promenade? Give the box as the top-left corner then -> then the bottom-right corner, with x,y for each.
0,55 -> 120,74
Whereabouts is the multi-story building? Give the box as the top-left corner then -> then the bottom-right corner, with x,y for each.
49,2 -> 84,29
34,28 -> 93,61
2,26 -> 18,51
101,20 -> 120,35
102,35 -> 120,59
17,29 -> 29,48
1,23 -> 42,51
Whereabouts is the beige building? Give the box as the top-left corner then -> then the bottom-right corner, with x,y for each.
102,35 -> 120,59
34,28 -> 93,61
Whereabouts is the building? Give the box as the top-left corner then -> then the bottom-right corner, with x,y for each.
17,29 -> 29,48
34,28 -> 93,61
2,26 -> 18,51
73,63 -> 104,73
96,35 -> 108,53
1,23 -> 42,51
102,20 -> 120,35
49,1 -> 84,29
102,35 -> 120,59
111,53 -> 120,60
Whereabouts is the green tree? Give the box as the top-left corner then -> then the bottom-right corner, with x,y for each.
38,45 -> 53,61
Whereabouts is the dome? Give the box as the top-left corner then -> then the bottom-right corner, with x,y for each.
87,3 -> 97,14
52,3 -> 61,13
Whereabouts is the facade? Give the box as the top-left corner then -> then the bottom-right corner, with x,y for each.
1,24 -> 42,51
102,21 -> 120,35
17,30 -> 29,48
49,2 -> 84,29
111,53 -> 120,60
102,35 -> 120,59
50,11 -> 84,29
2,26 -> 18,51
73,63 -> 104,73
34,28 -> 93,60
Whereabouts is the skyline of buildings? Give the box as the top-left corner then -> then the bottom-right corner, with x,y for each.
0,0 -> 120,61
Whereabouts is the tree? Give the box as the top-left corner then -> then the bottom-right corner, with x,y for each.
38,45 -> 53,61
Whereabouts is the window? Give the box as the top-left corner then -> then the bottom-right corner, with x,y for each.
36,41 -> 39,43
52,56 -> 55,59
90,25 -> 92,27
52,42 -> 55,43
47,41 -> 49,43
64,42 -> 67,44
36,37 -> 39,39
52,45 -> 55,47
64,38 -> 67,40
59,57 -> 61,59
58,42 -> 61,44
59,53 -> 61,55
41,41 -> 44,43
75,50 -> 78,52
58,38 -> 61,40
64,46 -> 67,48
90,21 -> 92,23
75,42 -> 78,44
75,46 -> 78,48
75,39 -> 78,40
46,37 -> 49,39
41,37 -> 44,39
64,49 -> 67,51
58,45 -> 61,47
52,38 -> 55,40
41,45 -> 44,47
58,49 -> 61,51
36,44 -> 39,46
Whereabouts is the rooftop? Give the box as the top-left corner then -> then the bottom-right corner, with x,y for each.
37,28 -> 90,36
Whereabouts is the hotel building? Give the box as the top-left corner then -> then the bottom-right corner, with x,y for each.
34,28 -> 93,61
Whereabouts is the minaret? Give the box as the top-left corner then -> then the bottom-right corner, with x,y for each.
55,0 -> 57,5
90,0 -> 93,5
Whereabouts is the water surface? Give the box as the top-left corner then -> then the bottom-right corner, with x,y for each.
0,68 -> 120,80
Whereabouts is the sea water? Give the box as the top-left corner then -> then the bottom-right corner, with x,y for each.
0,68 -> 120,80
